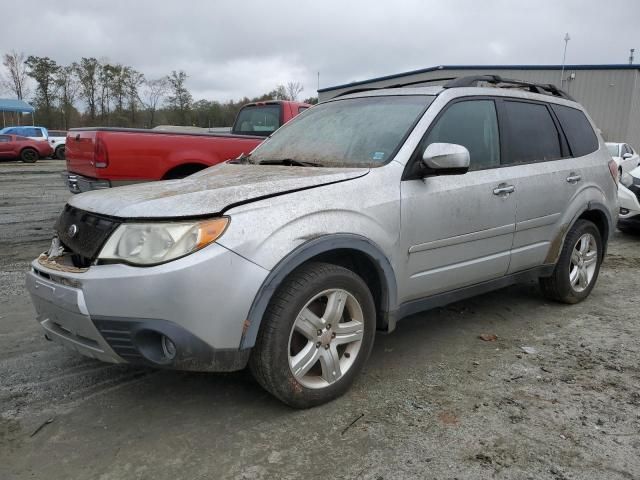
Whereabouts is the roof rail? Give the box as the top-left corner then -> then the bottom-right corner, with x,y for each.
334,77 -> 456,98
443,75 -> 574,100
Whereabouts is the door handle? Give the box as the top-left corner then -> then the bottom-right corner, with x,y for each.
493,184 -> 515,196
566,173 -> 582,184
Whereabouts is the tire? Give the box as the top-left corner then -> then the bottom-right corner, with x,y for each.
249,262 -> 376,408
20,148 -> 38,163
539,219 -> 603,304
55,145 -> 65,160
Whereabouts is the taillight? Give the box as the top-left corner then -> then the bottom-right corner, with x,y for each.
95,137 -> 109,168
608,159 -> 619,187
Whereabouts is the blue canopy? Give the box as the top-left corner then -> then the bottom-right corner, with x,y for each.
0,98 -> 34,113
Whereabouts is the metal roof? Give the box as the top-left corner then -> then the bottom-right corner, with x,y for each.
318,64 -> 640,93
0,98 -> 35,113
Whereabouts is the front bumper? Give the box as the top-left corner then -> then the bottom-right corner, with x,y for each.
26,243 -> 269,371
65,172 -> 111,194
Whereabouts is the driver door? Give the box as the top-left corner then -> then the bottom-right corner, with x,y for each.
399,98 -> 516,303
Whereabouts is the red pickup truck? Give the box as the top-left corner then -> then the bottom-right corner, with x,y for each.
64,100 -> 310,193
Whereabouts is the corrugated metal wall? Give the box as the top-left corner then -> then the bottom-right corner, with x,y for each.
319,68 -> 640,149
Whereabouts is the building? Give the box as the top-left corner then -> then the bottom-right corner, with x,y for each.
318,65 -> 640,148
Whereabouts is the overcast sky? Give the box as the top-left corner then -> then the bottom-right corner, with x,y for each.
1,0 -> 638,102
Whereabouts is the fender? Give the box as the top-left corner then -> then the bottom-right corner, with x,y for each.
544,201 -> 614,265
240,234 -> 398,349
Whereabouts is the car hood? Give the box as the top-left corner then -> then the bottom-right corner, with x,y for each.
68,163 -> 369,218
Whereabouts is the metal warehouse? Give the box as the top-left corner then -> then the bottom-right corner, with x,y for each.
318,64 -> 640,149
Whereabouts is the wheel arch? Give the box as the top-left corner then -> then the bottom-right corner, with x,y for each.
241,234 -> 398,349
162,162 -> 209,180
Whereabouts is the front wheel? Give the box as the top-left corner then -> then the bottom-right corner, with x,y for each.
250,262 -> 376,408
539,219 -> 603,303
20,148 -> 38,163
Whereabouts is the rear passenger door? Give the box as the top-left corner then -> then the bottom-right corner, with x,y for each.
499,99 -> 577,273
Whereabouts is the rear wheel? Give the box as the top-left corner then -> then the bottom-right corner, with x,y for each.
20,148 -> 38,163
539,219 -> 602,304
250,262 -> 376,408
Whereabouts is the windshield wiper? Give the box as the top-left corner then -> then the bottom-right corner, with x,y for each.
258,159 -> 323,167
228,153 -> 252,164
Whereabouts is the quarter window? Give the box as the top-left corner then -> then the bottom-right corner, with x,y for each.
503,101 -> 562,164
550,104 -> 598,157
424,100 -> 500,170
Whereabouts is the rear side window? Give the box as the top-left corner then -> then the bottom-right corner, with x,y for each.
233,105 -> 281,136
550,104 -> 598,157
0,135 -> 10,142
503,101 -> 562,164
424,99 -> 500,170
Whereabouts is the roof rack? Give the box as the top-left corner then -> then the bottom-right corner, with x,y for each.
443,75 -> 574,100
334,77 -> 456,97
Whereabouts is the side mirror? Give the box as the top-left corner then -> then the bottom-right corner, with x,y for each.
421,143 -> 470,175
622,153 -> 633,160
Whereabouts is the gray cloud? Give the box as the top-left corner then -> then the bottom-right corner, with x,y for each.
2,0 -> 638,101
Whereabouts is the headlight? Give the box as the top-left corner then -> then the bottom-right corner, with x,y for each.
98,217 -> 229,265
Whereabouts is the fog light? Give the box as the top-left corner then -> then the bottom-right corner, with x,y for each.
620,208 -> 630,215
161,335 -> 177,360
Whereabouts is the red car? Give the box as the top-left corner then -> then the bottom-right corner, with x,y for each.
0,134 -> 54,163
65,100 -> 311,192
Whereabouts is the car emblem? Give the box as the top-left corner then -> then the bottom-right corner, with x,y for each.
67,224 -> 78,238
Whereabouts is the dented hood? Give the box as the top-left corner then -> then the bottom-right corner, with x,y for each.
68,163 -> 369,218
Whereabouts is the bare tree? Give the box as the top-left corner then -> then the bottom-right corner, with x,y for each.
76,57 -> 100,122
139,77 -> 168,127
285,81 -> 304,101
55,65 -> 79,129
1,51 -> 30,99
166,70 -> 193,125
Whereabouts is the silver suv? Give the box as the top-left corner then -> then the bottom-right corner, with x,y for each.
27,76 -> 619,408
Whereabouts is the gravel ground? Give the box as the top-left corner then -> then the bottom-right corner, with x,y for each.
1,160 -> 639,480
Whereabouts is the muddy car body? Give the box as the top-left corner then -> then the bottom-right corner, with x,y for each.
27,76 -> 618,407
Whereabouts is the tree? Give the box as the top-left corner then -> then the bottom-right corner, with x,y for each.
166,70 -> 193,125
303,96 -> 318,105
76,57 -> 100,122
1,51 -> 30,100
25,56 -> 59,126
285,81 -> 304,101
55,65 -> 79,129
139,77 -> 168,127
123,67 -> 144,124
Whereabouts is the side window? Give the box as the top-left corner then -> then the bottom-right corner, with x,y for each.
424,99 -> 500,170
503,101 -> 562,164
0,135 -> 10,142
298,106 -> 308,114
623,144 -> 632,156
550,104 -> 598,157
28,128 -> 43,137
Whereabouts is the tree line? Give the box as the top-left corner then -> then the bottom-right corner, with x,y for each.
0,51 -> 317,130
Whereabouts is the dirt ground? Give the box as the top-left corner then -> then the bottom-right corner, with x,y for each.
1,160 -> 639,480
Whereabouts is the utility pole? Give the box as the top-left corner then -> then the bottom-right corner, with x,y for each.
560,33 -> 570,88
317,72 -> 320,92
630,48 -> 635,65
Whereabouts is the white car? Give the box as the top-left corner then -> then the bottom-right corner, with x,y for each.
618,166 -> 640,232
47,130 -> 67,159
606,142 -> 640,177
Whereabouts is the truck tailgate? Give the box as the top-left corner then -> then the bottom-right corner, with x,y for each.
65,131 -> 97,178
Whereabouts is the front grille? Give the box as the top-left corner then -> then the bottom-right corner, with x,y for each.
56,205 -> 120,260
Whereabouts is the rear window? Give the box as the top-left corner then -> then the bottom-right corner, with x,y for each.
232,105 -> 281,136
503,101 -> 562,164
551,104 -> 598,157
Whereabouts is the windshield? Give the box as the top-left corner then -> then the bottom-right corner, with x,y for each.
606,144 -> 620,157
232,104 -> 281,137
249,95 -> 434,167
